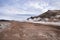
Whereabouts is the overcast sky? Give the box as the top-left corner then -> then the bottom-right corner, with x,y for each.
0,0 -> 60,21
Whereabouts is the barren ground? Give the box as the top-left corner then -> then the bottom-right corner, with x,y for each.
0,21 -> 60,40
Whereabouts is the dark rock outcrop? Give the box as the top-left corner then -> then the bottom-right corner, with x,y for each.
0,19 -> 10,22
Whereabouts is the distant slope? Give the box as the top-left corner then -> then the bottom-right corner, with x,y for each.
37,10 -> 60,18
27,10 -> 60,22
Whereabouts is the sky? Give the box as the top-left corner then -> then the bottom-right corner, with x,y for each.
0,0 -> 60,21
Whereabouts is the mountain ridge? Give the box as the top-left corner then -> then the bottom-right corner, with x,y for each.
27,10 -> 60,22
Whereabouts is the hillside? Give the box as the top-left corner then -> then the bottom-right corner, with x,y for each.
0,20 -> 60,40
27,10 -> 60,22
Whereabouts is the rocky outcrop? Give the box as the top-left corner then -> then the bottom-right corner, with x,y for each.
27,10 -> 60,22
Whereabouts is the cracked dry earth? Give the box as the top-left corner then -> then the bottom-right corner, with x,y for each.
0,21 -> 60,40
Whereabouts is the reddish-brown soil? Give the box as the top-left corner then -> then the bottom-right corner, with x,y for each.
0,21 -> 60,40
